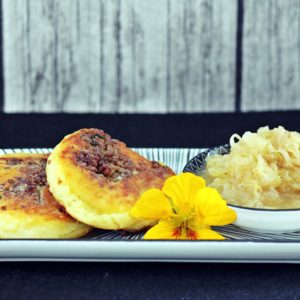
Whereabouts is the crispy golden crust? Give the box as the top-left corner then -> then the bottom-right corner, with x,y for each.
47,128 -> 175,230
0,153 -> 91,239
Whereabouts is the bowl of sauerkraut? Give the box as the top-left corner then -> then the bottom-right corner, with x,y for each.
183,126 -> 300,233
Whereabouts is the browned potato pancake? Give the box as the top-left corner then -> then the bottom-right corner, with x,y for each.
0,153 -> 91,238
46,128 -> 175,230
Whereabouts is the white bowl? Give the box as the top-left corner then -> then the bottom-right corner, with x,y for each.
183,146 -> 300,233
229,204 -> 300,233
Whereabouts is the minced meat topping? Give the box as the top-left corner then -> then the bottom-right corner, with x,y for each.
76,131 -> 159,181
0,158 -> 47,202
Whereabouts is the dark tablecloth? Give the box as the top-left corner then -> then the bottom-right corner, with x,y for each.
1,112 -> 300,300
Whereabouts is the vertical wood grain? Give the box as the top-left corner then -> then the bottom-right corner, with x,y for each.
242,0 -> 300,111
3,0 -> 237,113
118,0 -> 169,112
167,0 -> 237,112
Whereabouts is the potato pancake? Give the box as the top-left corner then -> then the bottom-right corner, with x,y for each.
46,128 -> 175,230
0,153 -> 91,239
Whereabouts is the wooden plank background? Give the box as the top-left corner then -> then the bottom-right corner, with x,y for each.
2,0 -> 300,113
242,0 -> 300,111
3,0 -> 237,113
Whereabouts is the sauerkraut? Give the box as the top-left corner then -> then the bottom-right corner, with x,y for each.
206,126 -> 300,209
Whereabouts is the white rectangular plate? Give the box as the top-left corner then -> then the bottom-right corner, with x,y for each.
1,148 -> 300,263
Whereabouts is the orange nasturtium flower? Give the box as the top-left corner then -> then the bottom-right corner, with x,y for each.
131,173 -> 236,240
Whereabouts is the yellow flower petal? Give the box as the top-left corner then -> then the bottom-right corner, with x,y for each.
144,221 -> 225,240
194,187 -> 236,226
162,173 -> 206,214
143,221 -> 181,239
131,189 -> 172,220
193,228 -> 225,240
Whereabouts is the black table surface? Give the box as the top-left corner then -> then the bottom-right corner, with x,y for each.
1,112 -> 300,300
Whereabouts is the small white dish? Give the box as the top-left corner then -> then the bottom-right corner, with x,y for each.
183,145 -> 300,234
229,204 -> 300,233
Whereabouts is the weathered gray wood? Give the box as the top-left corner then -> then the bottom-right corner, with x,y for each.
242,0 -> 300,111
167,0 -> 237,112
3,0 -> 237,113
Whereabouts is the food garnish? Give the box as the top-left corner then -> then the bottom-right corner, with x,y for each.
131,173 -> 236,240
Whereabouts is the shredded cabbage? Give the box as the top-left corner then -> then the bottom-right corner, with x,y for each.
206,126 -> 300,209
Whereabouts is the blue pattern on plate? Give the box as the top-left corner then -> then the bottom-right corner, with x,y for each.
2,147 -> 300,241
